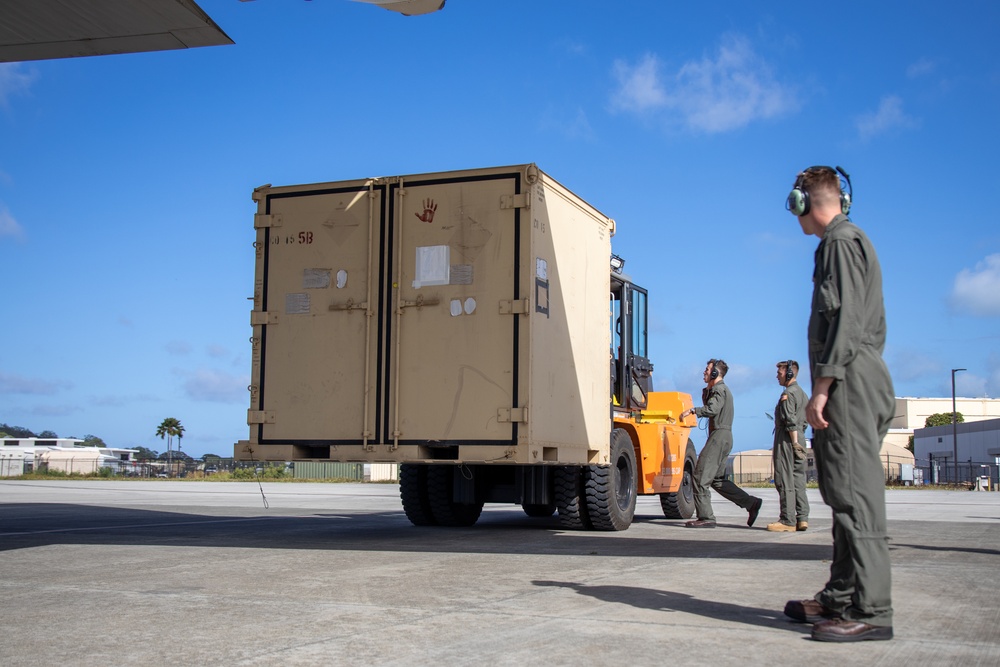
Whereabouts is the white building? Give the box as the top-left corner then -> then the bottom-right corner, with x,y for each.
0,438 -> 142,477
913,418 -> 1000,485
884,397 -> 1000,451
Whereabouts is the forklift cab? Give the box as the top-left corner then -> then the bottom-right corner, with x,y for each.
610,256 -> 652,412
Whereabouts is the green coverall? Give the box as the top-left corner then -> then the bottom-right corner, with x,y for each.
808,214 -> 895,627
772,381 -> 810,526
693,381 -> 758,521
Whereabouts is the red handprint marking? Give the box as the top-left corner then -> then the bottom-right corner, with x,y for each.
415,198 -> 437,223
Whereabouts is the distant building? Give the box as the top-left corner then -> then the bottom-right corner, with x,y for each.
729,441 -> 914,485
884,397 -> 1000,451
913,418 -> 1000,485
0,438 -> 142,477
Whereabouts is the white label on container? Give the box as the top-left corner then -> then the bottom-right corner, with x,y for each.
464,297 -> 477,315
285,293 -> 310,314
413,245 -> 450,288
536,257 -> 548,280
336,269 -> 348,289
450,299 -> 462,317
303,269 -> 331,289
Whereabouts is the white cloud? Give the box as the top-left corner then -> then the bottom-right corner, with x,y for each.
206,344 -> 230,359
0,204 -> 25,240
182,368 -> 249,404
951,254 -> 1000,317
0,63 -> 37,107
888,349 -> 943,383
855,95 -> 919,141
610,35 -> 797,134
165,340 -> 193,355
539,104 -> 596,141
0,372 -> 72,395
906,58 -> 935,79
611,53 -> 668,113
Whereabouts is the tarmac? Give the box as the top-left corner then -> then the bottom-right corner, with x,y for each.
1,480 -> 997,667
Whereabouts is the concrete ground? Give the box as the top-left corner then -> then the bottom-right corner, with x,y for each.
0,481 -> 997,667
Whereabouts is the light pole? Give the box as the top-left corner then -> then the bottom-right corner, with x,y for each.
952,368 -> 966,483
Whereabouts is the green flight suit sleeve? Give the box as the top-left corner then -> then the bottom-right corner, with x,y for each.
694,386 -> 724,419
779,389 -> 799,437
813,235 -> 867,381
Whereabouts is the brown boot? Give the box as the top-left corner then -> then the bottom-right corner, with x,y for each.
784,599 -> 840,623
766,521 -> 795,532
796,520 -> 808,531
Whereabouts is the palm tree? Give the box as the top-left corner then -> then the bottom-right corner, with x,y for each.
155,418 -> 185,474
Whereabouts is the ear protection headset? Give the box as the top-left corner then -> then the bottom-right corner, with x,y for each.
708,359 -> 719,380
786,165 -> 853,217
783,360 -> 795,382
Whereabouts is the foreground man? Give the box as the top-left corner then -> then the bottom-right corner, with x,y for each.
767,360 -> 810,533
783,166 -> 895,642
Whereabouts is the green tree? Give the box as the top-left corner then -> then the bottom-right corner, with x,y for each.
133,446 -> 159,460
0,423 -> 36,438
155,418 -> 185,467
82,434 -> 108,448
925,412 -> 964,428
38,430 -> 59,438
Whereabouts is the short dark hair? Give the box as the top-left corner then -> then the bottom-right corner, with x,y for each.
777,360 -> 799,374
709,358 -> 728,378
796,166 -> 841,207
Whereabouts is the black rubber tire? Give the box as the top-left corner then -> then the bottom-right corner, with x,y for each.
585,429 -> 637,531
554,466 -> 592,530
425,465 -> 483,527
522,502 -> 557,518
400,463 -> 436,526
660,439 -> 697,520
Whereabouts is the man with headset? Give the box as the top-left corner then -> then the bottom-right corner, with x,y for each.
782,166 -> 895,642
766,360 -> 810,533
678,359 -> 763,528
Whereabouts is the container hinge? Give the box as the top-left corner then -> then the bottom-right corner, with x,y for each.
251,184 -> 272,202
500,193 -> 530,210
250,311 -> 278,326
498,407 -> 528,423
247,410 -> 276,425
254,213 -> 283,229
499,299 -> 530,315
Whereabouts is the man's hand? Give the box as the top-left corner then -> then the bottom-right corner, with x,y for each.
807,377 -> 834,430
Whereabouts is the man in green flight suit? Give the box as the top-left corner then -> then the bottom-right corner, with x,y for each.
678,359 -> 763,528
782,166 -> 895,642
766,360 -> 810,533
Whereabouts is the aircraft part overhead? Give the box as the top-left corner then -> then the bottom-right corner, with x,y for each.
0,0 -> 234,63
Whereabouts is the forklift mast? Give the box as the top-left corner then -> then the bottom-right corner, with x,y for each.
610,258 -> 653,413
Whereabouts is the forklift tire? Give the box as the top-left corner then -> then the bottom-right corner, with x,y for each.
585,428 -> 637,531
660,439 -> 697,520
522,503 -> 557,518
400,463 -> 437,526
554,466 -> 592,530
426,465 -> 483,527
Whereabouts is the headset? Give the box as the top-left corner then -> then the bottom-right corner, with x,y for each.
782,360 -> 796,382
786,165 -> 853,217
708,358 -> 726,380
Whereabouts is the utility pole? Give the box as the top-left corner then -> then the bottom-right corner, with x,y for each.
951,368 -> 966,483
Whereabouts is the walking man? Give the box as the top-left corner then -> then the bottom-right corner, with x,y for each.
767,360 -> 810,532
679,359 -> 763,528
782,166 -> 895,642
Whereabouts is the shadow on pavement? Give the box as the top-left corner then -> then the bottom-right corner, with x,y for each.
0,503 -> 834,561
532,580 -> 810,635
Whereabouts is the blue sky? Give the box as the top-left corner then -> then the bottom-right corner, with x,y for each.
2,1 -> 999,458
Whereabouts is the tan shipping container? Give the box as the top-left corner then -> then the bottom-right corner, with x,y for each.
238,164 -> 615,467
